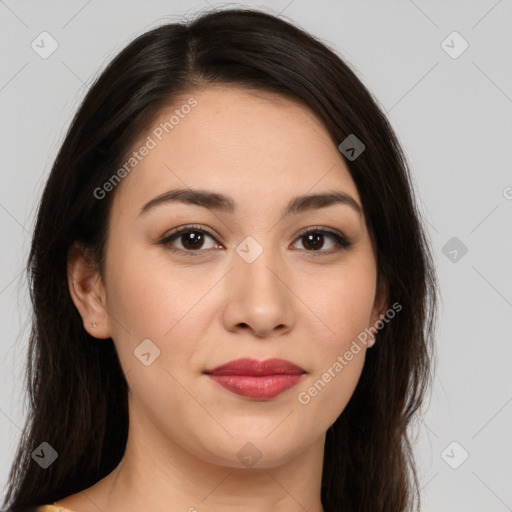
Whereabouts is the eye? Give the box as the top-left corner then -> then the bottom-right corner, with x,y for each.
159,225 -> 352,257
291,227 -> 352,255
159,225 -> 222,255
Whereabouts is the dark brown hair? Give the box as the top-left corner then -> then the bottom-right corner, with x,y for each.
3,7 -> 437,512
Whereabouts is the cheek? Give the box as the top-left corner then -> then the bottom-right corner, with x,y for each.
103,241 -> 228,384
293,256 -> 376,422
105,242 -> 216,338
102,244 -> 212,418
296,348 -> 365,437
298,255 -> 377,345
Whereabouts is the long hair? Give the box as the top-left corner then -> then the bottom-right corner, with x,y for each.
3,7 -> 437,511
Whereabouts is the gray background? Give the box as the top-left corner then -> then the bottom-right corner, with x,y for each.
1,1 -> 511,510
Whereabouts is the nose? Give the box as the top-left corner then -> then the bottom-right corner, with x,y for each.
220,248 -> 296,338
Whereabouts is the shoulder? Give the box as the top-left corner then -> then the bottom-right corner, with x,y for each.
9,506 -> 78,512
34,507 -> 77,512
1,503 -> 79,512
1,507 -> 63,512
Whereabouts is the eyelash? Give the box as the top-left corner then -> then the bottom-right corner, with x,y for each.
158,224 -> 352,258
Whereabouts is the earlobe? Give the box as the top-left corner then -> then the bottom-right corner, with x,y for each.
67,243 -> 111,339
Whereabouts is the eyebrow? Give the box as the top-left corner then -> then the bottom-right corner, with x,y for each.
139,188 -> 362,218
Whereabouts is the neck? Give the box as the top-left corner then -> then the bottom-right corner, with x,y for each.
62,395 -> 326,512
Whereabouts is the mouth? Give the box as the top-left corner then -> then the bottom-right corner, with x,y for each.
204,358 -> 306,401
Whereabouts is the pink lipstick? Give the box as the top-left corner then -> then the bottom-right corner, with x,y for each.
204,358 -> 306,400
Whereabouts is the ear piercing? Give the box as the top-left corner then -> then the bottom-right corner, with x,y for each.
89,321 -> 97,328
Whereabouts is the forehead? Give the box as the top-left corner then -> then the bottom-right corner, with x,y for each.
112,86 -> 360,213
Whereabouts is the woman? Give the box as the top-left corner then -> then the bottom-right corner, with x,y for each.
2,7 -> 437,512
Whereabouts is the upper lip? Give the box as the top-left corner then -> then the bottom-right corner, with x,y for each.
204,358 -> 306,376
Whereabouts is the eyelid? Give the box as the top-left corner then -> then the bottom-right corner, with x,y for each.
292,226 -> 352,254
295,225 -> 346,239
158,224 -> 222,256
161,223 -> 219,241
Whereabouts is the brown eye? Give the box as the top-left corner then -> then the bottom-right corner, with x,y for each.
160,225 -> 221,254
292,228 -> 352,254
301,232 -> 325,251
178,231 -> 206,250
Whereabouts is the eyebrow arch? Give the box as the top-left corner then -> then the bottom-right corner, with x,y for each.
139,188 -> 362,218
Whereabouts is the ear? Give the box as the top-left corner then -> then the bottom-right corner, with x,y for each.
368,279 -> 388,348
67,243 -> 111,339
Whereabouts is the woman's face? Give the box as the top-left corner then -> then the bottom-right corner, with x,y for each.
80,86 -> 386,468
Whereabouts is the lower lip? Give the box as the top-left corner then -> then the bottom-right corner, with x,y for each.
207,374 -> 304,400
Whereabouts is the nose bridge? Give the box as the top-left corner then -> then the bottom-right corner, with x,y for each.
234,237 -> 285,298
222,236 -> 295,336
239,229 -> 292,280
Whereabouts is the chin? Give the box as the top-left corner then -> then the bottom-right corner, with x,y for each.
196,434 -> 310,470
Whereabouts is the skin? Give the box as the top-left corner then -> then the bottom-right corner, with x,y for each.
63,86 -> 387,512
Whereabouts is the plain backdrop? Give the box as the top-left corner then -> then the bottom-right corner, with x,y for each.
1,1 -> 511,510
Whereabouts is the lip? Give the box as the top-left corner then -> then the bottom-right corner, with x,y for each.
204,358 -> 306,400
